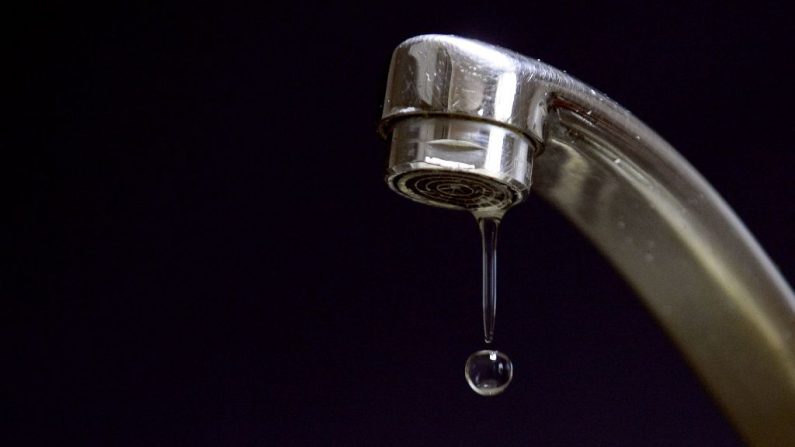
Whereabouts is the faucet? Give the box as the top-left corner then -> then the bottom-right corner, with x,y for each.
378,35 -> 795,445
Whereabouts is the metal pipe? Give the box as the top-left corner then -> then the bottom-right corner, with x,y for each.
378,35 -> 795,445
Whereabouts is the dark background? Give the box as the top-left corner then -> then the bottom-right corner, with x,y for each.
9,2 -> 794,445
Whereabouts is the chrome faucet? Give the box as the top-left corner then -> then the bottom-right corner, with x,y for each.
378,35 -> 795,445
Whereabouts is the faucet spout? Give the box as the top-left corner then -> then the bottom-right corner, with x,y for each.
379,35 -> 795,445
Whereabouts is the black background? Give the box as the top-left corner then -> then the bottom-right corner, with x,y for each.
9,2 -> 794,445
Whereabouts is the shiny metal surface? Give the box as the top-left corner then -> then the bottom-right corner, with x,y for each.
379,35 -> 795,445
386,116 -> 535,216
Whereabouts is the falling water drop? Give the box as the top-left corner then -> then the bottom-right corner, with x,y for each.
465,350 -> 513,396
464,215 -> 513,396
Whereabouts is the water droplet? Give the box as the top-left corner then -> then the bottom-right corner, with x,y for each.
613,158 -> 622,165
634,135 -> 641,140
465,350 -> 513,396
468,216 -> 513,396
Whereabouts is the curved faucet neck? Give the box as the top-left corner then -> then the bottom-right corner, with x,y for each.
380,34 -> 795,446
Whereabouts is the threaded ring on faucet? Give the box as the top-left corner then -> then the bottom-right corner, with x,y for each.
383,116 -> 535,213
393,170 -> 517,211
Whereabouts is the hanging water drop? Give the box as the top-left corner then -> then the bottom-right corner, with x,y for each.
465,350 -> 513,396
465,215 -> 513,396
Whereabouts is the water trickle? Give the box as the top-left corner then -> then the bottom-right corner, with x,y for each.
478,217 -> 499,344
464,215 -> 513,396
